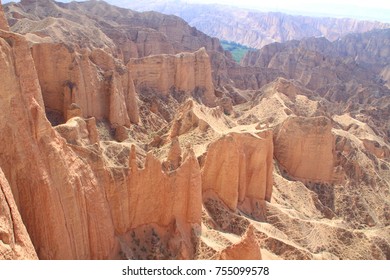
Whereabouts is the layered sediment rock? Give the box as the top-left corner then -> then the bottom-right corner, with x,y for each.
0,0 -> 8,31
129,48 -> 216,106
202,131 -> 273,220
0,30 -> 118,259
218,225 -> 262,260
274,116 -> 336,183
0,169 -> 38,260
110,147 -> 203,259
0,28 -> 203,259
31,43 -> 139,127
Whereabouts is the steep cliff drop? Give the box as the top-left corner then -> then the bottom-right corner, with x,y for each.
129,48 -> 216,107
0,169 -> 38,260
0,0 -> 8,31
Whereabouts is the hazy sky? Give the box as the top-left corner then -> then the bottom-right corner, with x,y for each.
2,0 -> 390,22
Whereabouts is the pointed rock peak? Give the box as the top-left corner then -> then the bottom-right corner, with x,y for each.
166,137 -> 182,170
129,145 -> 138,171
195,47 -> 208,56
182,142 -> 196,162
182,99 -> 195,111
144,152 -> 161,170
0,0 -> 9,31
218,225 -> 262,260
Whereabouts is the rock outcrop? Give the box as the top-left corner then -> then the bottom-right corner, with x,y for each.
202,131 -> 273,220
0,169 -> 38,260
0,27 -> 202,259
111,147 -> 202,259
5,0 -> 224,58
218,225 -> 262,260
0,0 -> 8,31
129,48 -> 216,106
31,43 -> 139,127
274,116 -> 336,183
0,30 -> 120,260
241,32 -> 390,96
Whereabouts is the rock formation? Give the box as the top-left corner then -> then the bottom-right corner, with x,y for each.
218,225 -> 262,260
129,48 -> 216,106
274,116 -> 336,183
31,43 -> 139,127
0,0 -> 8,31
0,29 -> 119,260
202,132 -> 273,220
0,169 -> 38,260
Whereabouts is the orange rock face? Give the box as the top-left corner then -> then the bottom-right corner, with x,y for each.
0,30 -> 118,260
0,169 -> 38,260
104,146 -> 202,259
129,48 -> 216,106
0,0 -> 8,31
31,43 -> 139,127
202,131 -> 273,220
218,225 -> 262,260
274,116 -> 336,183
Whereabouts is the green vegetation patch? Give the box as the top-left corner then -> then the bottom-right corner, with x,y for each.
220,40 -> 255,63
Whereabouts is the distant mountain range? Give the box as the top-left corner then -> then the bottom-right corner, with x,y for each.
126,0 -> 390,49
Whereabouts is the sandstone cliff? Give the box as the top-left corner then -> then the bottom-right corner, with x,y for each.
241,32 -> 390,143
274,116 -> 336,183
129,48 -> 216,107
0,0 -> 8,31
0,29 -> 119,259
202,132 -> 273,220
0,28 -> 204,259
218,225 -> 262,260
31,43 -> 139,126
0,169 -> 38,260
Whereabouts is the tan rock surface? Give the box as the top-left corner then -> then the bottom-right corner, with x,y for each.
0,30 -> 118,260
202,131 -> 273,219
0,0 -> 8,31
218,225 -> 262,260
274,116 -> 336,183
0,168 -> 38,260
105,146 -> 202,259
31,43 -> 139,127
129,48 -> 216,106
5,0 -> 224,58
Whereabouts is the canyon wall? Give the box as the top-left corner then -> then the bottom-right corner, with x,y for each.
0,0 -> 8,31
129,48 -> 216,106
0,169 -> 38,260
31,43 -> 139,126
274,117 -> 336,183
0,22 -> 267,259
0,24 -> 211,258
202,132 -> 273,220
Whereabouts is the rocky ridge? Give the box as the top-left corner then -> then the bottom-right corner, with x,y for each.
127,0 -> 390,49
